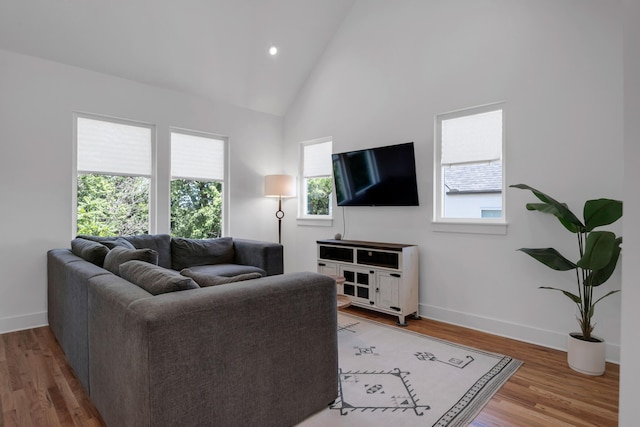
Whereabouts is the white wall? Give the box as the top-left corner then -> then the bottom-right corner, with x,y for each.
284,0 -> 624,361
619,0 -> 640,424
0,49 -> 284,333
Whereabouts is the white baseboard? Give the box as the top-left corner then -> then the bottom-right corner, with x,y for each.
0,311 -> 48,335
419,303 -> 620,364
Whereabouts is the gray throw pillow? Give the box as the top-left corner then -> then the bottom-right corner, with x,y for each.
103,246 -> 159,275
120,260 -> 199,295
99,237 -> 136,250
180,269 -> 261,287
71,238 -> 109,267
171,237 -> 235,270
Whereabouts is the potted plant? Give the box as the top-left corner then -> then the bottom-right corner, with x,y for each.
511,184 -> 622,375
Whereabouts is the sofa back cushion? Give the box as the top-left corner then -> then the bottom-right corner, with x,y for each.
71,238 -> 109,267
103,247 -> 159,276
125,234 -> 172,269
171,237 -> 235,270
120,260 -> 199,295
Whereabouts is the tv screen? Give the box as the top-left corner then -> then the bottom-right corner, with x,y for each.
332,142 -> 419,206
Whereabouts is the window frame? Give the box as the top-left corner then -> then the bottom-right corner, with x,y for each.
169,127 -> 229,238
73,112 -> 157,235
298,137 -> 333,226
433,102 -> 507,235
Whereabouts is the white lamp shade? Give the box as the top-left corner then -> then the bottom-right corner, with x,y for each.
264,174 -> 296,197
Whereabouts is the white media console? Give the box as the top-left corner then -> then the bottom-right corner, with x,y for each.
316,239 -> 419,325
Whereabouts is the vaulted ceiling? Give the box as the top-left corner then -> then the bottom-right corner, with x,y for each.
0,0 -> 355,116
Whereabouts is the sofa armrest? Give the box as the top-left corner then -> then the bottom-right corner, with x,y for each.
88,272 -> 337,427
233,238 -> 283,276
86,274 -> 154,426
47,249 -> 112,393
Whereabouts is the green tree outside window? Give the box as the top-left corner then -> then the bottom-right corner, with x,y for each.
77,175 -> 223,239
77,174 -> 149,236
306,177 -> 332,215
170,179 -> 222,239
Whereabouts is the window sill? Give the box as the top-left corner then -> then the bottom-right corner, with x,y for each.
432,221 -> 508,235
297,217 -> 333,227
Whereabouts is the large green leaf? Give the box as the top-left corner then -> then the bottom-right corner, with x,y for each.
539,286 -> 582,304
584,199 -> 623,231
510,184 -> 584,233
518,248 -> 577,271
592,289 -> 621,306
586,236 -> 622,286
577,231 -> 616,271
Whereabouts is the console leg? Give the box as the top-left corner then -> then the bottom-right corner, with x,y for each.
396,315 -> 408,327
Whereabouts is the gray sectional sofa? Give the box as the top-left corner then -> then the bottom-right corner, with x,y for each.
47,234 -> 338,427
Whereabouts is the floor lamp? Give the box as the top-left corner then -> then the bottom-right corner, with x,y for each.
264,174 -> 296,244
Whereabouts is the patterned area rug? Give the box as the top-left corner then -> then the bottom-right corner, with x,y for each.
299,313 -> 522,427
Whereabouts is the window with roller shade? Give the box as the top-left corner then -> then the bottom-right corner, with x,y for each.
434,103 -> 505,222
75,114 -> 154,236
170,130 -> 226,239
300,138 -> 333,218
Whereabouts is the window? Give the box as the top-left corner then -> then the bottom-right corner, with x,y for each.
434,103 -> 505,226
74,114 -> 229,239
75,114 -> 154,236
170,130 -> 226,239
299,138 -> 333,219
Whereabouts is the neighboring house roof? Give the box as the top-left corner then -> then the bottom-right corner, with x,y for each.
444,162 -> 502,194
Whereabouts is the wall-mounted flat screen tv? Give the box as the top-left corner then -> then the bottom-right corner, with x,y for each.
332,142 -> 419,206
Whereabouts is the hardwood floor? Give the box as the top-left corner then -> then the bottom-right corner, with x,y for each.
0,307 -> 618,426
0,327 -> 103,427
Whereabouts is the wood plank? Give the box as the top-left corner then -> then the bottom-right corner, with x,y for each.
9,389 -> 34,427
21,329 -> 56,427
31,328 -> 77,427
1,335 -> 22,395
0,335 -> 15,418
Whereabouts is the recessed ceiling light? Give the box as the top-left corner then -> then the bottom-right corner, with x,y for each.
269,46 -> 278,56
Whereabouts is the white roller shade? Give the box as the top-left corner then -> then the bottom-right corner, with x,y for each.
171,132 -> 225,181
77,117 -> 152,175
303,141 -> 332,178
441,109 -> 502,165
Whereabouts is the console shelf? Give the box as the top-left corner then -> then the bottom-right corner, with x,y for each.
317,239 -> 419,325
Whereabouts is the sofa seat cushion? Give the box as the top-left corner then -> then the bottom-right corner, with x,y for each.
181,263 -> 266,278
180,269 -> 262,287
103,247 -> 159,275
120,260 -> 199,295
71,238 -> 109,267
171,237 -> 235,270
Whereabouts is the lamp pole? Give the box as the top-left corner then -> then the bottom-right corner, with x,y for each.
275,196 -> 284,244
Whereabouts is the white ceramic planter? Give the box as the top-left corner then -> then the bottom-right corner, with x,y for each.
567,333 -> 606,376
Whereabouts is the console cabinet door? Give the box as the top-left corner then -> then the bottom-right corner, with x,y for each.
376,272 -> 401,311
340,265 -> 373,305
